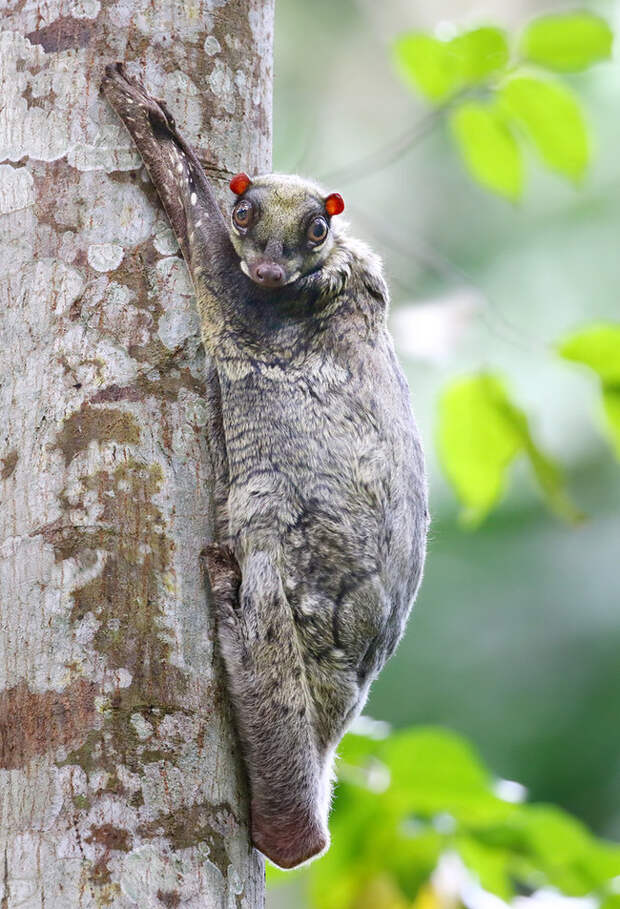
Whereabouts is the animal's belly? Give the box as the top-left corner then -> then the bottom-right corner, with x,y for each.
221,373 -> 426,615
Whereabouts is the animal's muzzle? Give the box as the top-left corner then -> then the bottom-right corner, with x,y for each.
251,261 -> 285,288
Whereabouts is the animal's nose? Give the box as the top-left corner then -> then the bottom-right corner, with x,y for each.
254,262 -> 285,288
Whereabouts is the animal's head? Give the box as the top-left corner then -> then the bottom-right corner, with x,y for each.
227,172 -> 345,289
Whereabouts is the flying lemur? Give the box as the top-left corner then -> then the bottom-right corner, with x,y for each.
102,63 -> 428,870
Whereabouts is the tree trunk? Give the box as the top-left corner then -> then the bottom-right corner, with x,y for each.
0,2 -> 272,905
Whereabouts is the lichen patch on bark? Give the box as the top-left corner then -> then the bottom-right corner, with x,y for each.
137,801 -> 237,873
56,404 -> 141,466
0,450 -> 18,481
84,822 -> 132,885
66,460 -> 185,702
26,17 -> 97,53
0,678 -> 97,770
157,890 -> 181,908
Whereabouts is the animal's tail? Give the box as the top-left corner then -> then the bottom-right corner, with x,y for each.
204,544 -> 330,869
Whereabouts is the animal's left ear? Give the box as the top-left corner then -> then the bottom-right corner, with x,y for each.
230,173 -> 252,195
324,192 -> 345,216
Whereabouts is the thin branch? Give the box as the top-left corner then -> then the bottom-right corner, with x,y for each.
351,204 -> 547,355
318,105 -> 444,187
317,87 -> 484,188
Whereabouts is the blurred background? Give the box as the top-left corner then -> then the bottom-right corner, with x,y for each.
269,0 -> 620,904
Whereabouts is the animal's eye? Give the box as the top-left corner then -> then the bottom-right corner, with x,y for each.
307,216 -> 328,245
233,200 -> 253,230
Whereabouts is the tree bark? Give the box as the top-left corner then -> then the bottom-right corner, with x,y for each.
0,1 -> 272,905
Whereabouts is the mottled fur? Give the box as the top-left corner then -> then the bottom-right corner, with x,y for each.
102,63 -> 429,869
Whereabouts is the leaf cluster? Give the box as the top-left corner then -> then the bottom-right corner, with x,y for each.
394,13 -> 612,199
269,728 -> 620,909
435,321 -> 620,525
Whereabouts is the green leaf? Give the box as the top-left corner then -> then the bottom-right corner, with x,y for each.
558,325 -> 620,461
438,373 -> 580,524
383,730 -> 513,826
341,874 -> 410,909
394,27 -> 509,103
380,728 -> 491,795
450,103 -> 523,200
341,727 -> 515,827
601,896 -> 620,909
394,34 -> 462,101
437,374 -> 523,523
519,12 -> 613,72
558,323 -> 620,384
449,27 -> 510,82
496,805 -> 620,894
456,836 -> 513,899
500,76 -> 589,180
524,440 -> 584,525
603,388 -> 620,459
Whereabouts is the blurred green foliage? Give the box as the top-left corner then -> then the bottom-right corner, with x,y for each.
519,13 -> 613,72
394,12 -> 611,196
268,727 -> 620,908
450,102 -> 523,200
437,374 -> 581,525
395,27 -> 509,102
392,10 -> 619,523
499,76 -> 588,181
559,324 -> 620,458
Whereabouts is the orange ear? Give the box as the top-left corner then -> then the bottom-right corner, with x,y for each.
325,192 -> 345,216
230,173 -> 252,195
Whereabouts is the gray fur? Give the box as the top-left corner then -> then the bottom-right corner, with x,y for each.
102,63 -> 429,870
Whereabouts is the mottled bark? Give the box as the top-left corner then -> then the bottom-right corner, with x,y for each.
0,1 -> 273,905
